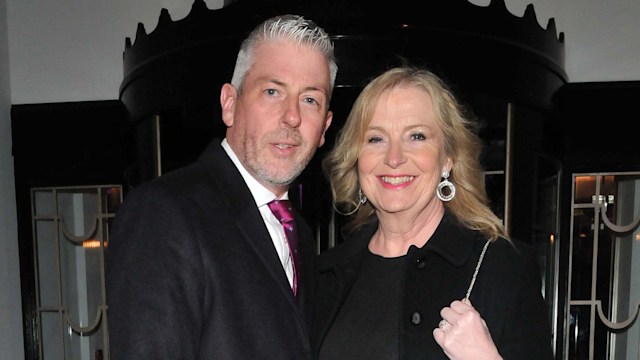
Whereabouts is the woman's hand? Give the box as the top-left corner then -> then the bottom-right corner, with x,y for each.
433,299 -> 503,360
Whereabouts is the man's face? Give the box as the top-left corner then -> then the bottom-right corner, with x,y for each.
221,40 -> 333,196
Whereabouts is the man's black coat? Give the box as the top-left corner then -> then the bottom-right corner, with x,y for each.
107,139 -> 315,359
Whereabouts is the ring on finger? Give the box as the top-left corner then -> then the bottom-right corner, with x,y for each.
438,319 -> 449,330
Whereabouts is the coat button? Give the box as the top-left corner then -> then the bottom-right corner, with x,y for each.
415,256 -> 426,269
411,312 -> 422,325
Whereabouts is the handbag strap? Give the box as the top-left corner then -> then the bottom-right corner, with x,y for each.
464,239 -> 491,302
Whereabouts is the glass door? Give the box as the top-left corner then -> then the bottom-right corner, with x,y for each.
566,172 -> 640,359
31,185 -> 121,360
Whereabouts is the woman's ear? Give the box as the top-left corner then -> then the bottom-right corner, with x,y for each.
220,83 -> 236,127
444,157 -> 453,174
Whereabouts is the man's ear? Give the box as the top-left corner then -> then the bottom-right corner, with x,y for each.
318,111 -> 333,147
220,83 -> 236,127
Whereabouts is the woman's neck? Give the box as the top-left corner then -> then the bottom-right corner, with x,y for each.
369,204 -> 445,257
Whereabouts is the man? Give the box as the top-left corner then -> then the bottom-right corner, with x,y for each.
106,14 -> 337,359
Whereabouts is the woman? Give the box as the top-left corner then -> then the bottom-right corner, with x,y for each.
312,67 -> 554,360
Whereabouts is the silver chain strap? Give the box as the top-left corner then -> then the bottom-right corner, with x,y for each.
464,239 -> 491,302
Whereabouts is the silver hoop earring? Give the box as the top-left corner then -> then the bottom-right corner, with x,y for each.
358,189 -> 368,204
437,170 -> 456,202
333,188 -> 368,216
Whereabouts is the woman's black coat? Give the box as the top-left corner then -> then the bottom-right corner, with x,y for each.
312,213 -> 554,360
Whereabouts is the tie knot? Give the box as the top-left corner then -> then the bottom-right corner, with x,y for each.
268,200 -> 295,224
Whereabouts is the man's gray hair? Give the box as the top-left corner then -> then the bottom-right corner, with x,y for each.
230,14 -> 338,98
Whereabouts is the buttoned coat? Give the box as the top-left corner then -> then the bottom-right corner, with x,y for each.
106,138 -> 316,360
312,213 -> 554,360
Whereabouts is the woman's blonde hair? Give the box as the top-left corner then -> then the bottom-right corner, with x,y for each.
322,67 -> 507,240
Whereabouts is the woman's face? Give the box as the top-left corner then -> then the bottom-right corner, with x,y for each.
358,85 -> 450,217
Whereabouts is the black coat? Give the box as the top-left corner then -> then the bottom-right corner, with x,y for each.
312,213 -> 554,360
106,139 -> 316,360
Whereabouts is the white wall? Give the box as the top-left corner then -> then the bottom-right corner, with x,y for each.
1,0 -> 639,358
469,0 -> 640,82
0,0 -> 22,358
7,0 -> 224,104
6,0 -> 640,106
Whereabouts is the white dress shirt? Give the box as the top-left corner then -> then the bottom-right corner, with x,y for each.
221,138 -> 295,287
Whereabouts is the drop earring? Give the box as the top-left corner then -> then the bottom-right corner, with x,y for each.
437,170 -> 456,202
358,189 -> 367,204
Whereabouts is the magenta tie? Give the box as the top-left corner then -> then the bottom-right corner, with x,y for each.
267,199 -> 300,295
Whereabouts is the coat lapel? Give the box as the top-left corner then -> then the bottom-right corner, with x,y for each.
198,139 -> 305,310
